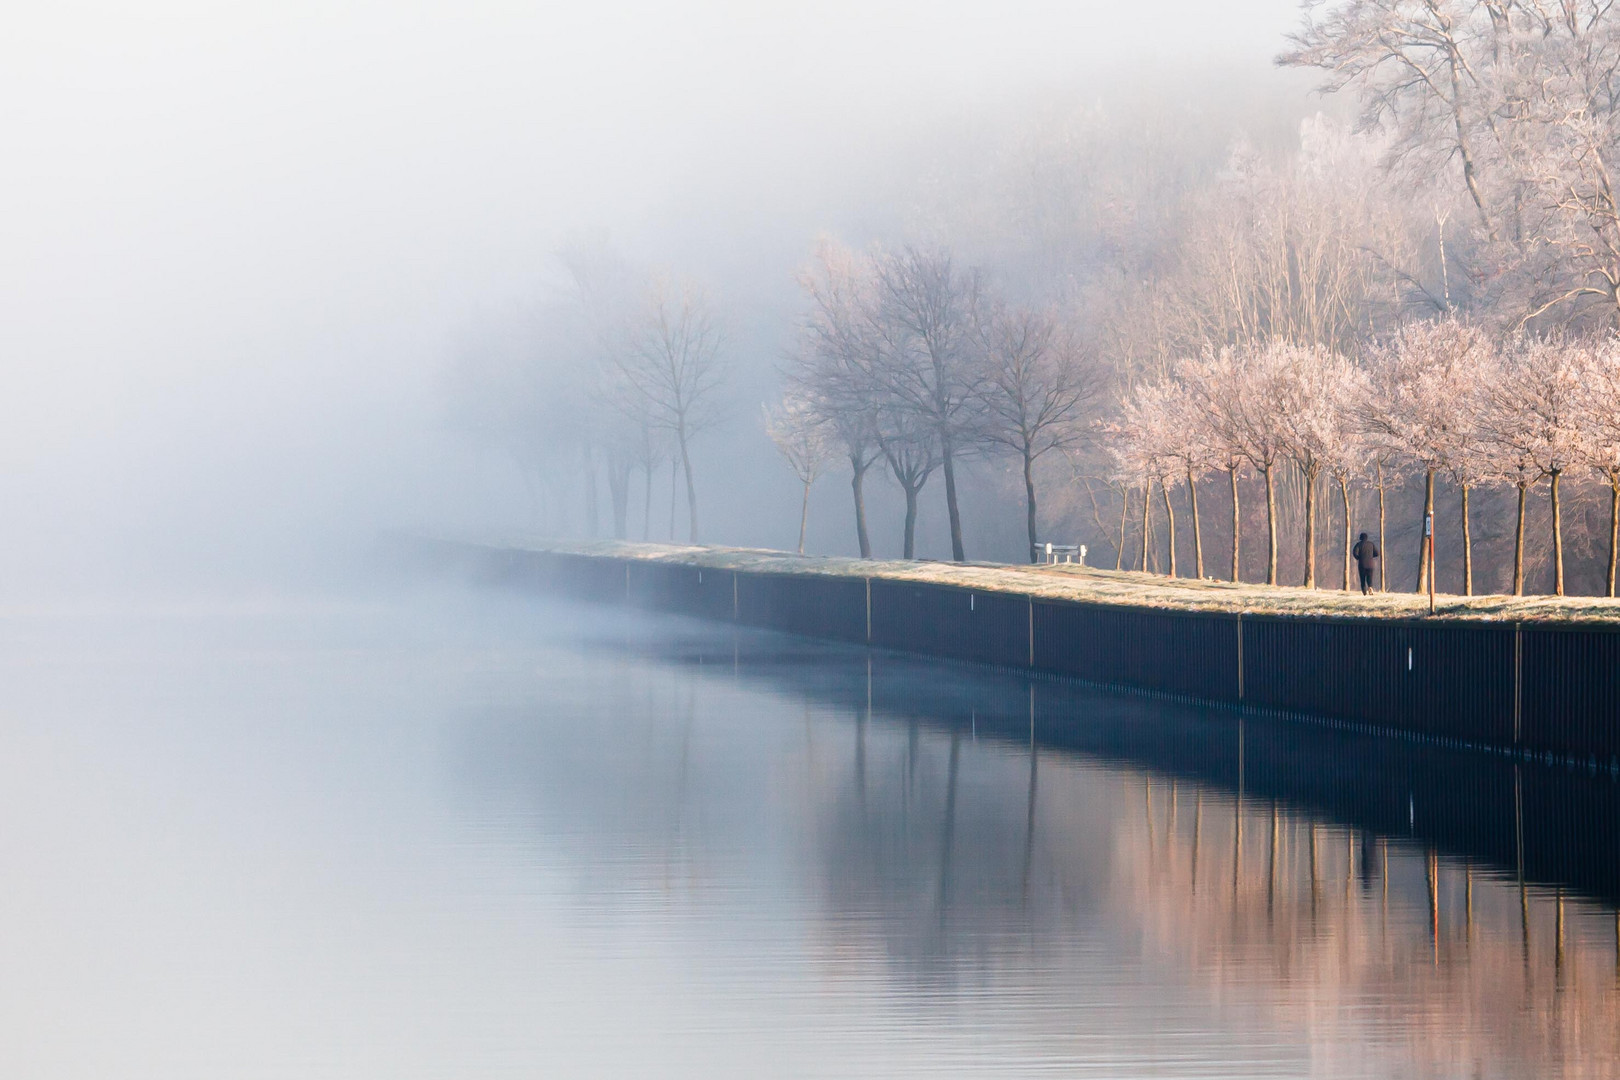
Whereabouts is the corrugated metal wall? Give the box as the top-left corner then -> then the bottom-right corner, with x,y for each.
505,549 -> 1620,762
735,572 -> 867,644
1520,625 -> 1620,761
627,561 -> 736,621
1241,616 -> 1516,747
1033,601 -> 1240,702
868,581 -> 1030,667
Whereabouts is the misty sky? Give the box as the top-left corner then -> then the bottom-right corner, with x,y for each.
0,0 -> 1303,594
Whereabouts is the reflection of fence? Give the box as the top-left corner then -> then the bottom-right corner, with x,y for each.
477,545 -> 1620,766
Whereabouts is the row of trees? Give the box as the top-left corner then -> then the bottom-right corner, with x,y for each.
768,241 -> 1100,563
450,2 -> 1620,600
1112,321 -> 1620,596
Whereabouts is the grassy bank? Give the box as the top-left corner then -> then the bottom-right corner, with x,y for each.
494,537 -> 1620,625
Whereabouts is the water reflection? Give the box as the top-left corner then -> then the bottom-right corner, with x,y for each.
464,608 -> 1620,1077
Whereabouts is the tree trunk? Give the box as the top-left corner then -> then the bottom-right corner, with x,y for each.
1608,478 -> 1619,598
1229,466 -> 1241,583
1162,479 -> 1177,578
1023,448 -> 1039,563
1263,463 -> 1278,586
1302,466 -> 1318,589
1513,480 -> 1527,596
1140,476 -> 1154,573
608,461 -> 631,540
583,445 -> 600,538
1188,469 -> 1205,579
1415,469 -> 1434,594
851,456 -> 872,559
903,484 -> 920,560
797,478 -> 811,554
678,427 -> 699,544
668,458 -> 678,542
1377,463 -> 1387,592
1115,488 -> 1129,571
1461,483 -> 1473,597
642,464 -> 653,542
1550,468 -> 1564,597
941,437 -> 966,562
1339,476 -> 1351,591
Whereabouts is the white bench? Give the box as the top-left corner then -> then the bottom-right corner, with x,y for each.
1034,543 -> 1085,565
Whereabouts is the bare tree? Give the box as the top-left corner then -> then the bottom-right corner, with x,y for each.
795,240 -> 888,558
978,304 -> 1097,561
869,246 -> 987,562
617,276 -> 728,543
764,395 -> 834,554
877,407 -> 941,560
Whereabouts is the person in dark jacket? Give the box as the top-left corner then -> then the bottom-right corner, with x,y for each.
1351,532 -> 1380,595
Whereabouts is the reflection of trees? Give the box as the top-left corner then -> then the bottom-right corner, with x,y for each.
1117,781 -> 1620,1078
460,624 -> 1620,1076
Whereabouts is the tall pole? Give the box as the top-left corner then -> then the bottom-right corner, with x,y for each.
1426,512 -> 1435,615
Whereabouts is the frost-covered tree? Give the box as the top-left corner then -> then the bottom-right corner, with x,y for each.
1113,381 -> 1182,576
1226,341 -> 1299,586
1282,1 -> 1620,331
1361,319 -> 1494,593
1268,343 -> 1362,588
1177,349 -> 1249,582
1167,119 -> 1423,353
1578,339 -> 1620,596
1479,337 -> 1587,595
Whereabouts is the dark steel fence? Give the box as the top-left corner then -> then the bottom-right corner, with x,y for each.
1241,616 -> 1516,747
498,548 -> 1620,762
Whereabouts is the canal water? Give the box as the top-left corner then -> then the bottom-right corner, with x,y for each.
1,587 -> 1616,1078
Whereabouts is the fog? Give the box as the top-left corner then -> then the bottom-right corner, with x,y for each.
0,0 -> 1310,599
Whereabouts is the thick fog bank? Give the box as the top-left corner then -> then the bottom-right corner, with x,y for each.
1,2 -> 1312,601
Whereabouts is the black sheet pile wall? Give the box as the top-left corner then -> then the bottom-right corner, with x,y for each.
510,549 -> 1620,764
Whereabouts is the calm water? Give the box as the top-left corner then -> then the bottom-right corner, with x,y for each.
2,588 -> 1617,1078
